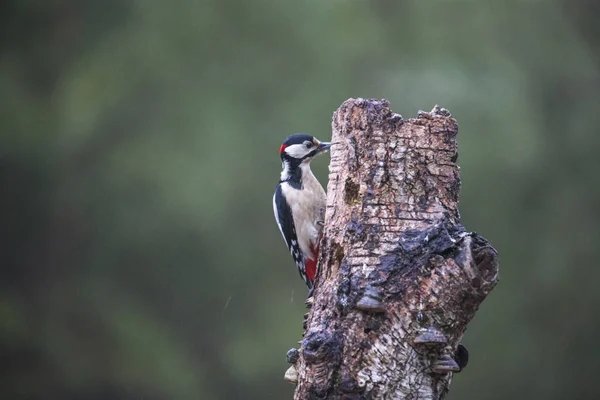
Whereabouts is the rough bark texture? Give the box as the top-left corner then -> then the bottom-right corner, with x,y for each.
292,99 -> 499,399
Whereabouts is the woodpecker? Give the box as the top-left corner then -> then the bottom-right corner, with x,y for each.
273,133 -> 331,291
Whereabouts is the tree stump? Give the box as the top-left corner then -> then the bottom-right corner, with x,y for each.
290,98 -> 499,399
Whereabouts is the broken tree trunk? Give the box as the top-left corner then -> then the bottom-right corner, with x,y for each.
291,98 -> 499,399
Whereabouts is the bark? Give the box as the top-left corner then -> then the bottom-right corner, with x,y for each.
291,99 -> 499,399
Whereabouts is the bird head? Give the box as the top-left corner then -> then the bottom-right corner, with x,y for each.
279,133 -> 331,164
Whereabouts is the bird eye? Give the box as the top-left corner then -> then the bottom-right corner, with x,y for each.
304,142 -> 313,148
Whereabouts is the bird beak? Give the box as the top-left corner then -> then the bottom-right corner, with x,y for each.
317,141 -> 331,153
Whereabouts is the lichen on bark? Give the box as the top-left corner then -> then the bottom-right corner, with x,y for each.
291,98 -> 499,400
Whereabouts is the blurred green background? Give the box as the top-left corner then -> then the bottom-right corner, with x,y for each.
2,0 -> 599,399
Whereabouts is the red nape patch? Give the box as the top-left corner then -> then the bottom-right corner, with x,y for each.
279,144 -> 287,154
305,258 -> 317,281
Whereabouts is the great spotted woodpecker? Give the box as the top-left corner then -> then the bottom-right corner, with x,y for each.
273,134 -> 331,291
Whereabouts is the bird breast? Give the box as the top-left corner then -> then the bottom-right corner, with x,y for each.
282,168 -> 326,261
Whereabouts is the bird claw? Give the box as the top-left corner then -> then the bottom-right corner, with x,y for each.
304,296 -> 314,308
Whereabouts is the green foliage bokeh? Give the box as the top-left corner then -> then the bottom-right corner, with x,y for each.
1,1 -> 599,399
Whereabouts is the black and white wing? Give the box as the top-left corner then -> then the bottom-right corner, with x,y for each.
273,184 -> 309,285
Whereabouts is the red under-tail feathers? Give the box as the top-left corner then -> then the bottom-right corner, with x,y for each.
306,232 -> 323,282
305,255 -> 317,281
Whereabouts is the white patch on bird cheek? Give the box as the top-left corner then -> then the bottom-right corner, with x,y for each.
284,144 -> 310,159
